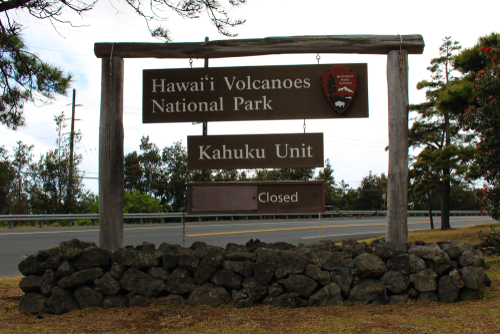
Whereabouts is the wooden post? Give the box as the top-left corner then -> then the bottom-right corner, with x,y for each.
99,56 -> 125,252
386,50 -> 409,244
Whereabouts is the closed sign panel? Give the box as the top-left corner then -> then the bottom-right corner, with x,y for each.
187,181 -> 325,214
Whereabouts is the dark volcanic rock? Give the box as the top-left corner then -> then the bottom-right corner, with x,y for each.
305,264 -> 331,286
120,268 -> 165,297
158,242 -> 181,255
409,244 -> 450,264
109,262 -> 127,280
253,260 -> 278,285
137,241 -> 156,251
59,239 -> 96,261
45,287 -> 77,314
278,275 -> 317,298
373,242 -> 406,259
386,254 -> 410,275
330,269 -> 353,298
223,260 -> 253,277
442,244 -> 463,260
212,269 -> 243,289
232,289 -> 254,308
74,286 -> 103,309
225,252 -> 257,262
194,251 -> 224,285
41,269 -> 58,296
341,240 -> 366,258
380,270 -> 410,294
309,282 -> 343,306
18,256 -> 44,276
242,278 -> 268,301
352,253 -> 387,278
19,275 -> 43,293
166,267 -> 197,295
73,247 -> 112,271
438,276 -> 459,303
103,295 -> 128,308
94,273 -> 121,295
459,250 -> 484,268
409,254 -> 426,273
58,268 -> 104,288
179,253 -> 200,272
41,254 -> 63,269
155,295 -> 186,306
319,252 -> 352,271
348,279 -> 388,305
19,293 -> 47,313
112,248 -> 160,269
459,266 -> 484,290
129,294 -> 150,307
269,282 -> 284,297
425,260 -> 451,275
262,293 -> 309,308
275,251 -> 309,279
56,260 -> 75,277
188,285 -> 229,307
410,268 -> 438,292
147,267 -> 169,281
450,269 -> 464,288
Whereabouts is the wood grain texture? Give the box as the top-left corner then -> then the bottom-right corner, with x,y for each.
386,50 -> 409,245
94,35 -> 424,58
99,56 -> 124,252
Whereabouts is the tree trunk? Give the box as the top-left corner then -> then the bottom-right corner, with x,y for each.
440,176 -> 451,230
427,191 -> 434,229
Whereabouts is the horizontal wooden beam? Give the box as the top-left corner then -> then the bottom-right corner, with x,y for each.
94,35 -> 424,59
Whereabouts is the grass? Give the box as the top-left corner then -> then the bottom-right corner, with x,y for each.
2,223 -> 500,333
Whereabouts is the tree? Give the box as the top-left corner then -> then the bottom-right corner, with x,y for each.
162,140 -> 190,211
409,37 -> 475,230
28,111 -> 85,214
316,159 -> 342,209
0,146 -> 16,214
456,33 -> 500,220
0,0 -> 247,130
11,140 -> 33,215
356,171 -> 387,211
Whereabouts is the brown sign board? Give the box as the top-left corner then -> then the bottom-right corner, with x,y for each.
187,133 -> 324,170
187,181 -> 325,214
143,63 -> 368,123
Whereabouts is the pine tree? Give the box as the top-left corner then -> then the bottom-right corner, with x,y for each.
409,37 -> 475,230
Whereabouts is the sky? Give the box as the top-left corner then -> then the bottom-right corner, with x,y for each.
0,0 -> 498,194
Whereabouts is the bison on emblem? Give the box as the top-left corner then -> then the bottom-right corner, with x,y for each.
321,65 -> 357,115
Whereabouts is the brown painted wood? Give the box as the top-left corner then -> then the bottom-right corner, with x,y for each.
187,181 -> 325,214
99,56 -> 125,252
187,133 -> 324,170
94,35 -> 424,58
386,50 -> 409,245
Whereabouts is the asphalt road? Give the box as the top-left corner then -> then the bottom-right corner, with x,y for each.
0,216 -> 495,277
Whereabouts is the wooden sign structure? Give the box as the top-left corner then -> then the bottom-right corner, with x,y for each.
142,64 -> 368,123
95,35 -> 423,251
187,181 -> 325,214
187,133 -> 324,170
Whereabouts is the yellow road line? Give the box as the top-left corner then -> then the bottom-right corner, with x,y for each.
186,219 -> 493,237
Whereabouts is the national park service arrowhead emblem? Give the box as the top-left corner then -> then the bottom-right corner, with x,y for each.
321,65 -> 358,115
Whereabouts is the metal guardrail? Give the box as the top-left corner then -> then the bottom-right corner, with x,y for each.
0,210 -> 485,229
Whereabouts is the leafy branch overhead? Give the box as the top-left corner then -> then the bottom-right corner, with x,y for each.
0,0 -> 247,129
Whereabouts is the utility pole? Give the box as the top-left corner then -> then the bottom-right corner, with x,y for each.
67,89 -> 76,214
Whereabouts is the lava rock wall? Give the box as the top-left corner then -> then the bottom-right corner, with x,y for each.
18,238 -> 491,314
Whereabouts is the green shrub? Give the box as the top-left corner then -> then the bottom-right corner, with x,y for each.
479,226 -> 500,256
